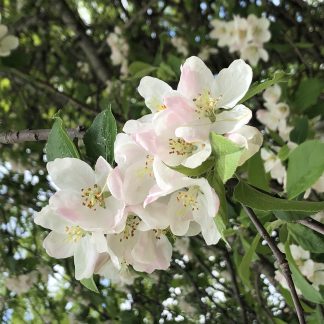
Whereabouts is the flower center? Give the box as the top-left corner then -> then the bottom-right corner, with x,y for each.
169,138 -> 195,156
119,215 -> 140,242
157,104 -> 167,112
176,186 -> 200,212
153,228 -> 167,240
65,226 -> 86,242
81,184 -> 110,210
136,154 -> 154,178
193,89 -> 221,122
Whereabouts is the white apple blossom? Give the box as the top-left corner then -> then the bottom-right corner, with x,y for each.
209,15 -> 270,66
143,159 -> 221,245
0,24 -> 19,57
261,148 -> 286,185
171,36 -> 189,56
106,26 -> 129,75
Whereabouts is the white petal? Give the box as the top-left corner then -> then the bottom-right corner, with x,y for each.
1,35 -> 19,50
43,232 -> 74,258
212,59 -> 252,109
47,158 -> 94,191
94,156 -> 113,189
138,76 -> 172,113
212,105 -> 252,134
0,25 -> 8,39
34,205 -> 73,233
74,235 -> 99,280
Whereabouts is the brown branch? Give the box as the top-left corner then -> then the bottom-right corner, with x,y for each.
56,0 -> 110,84
0,127 -> 84,144
297,217 -> 324,235
242,205 -> 305,324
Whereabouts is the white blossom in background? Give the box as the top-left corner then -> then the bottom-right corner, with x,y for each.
5,271 -> 38,295
106,26 -> 129,76
210,14 -> 271,66
276,244 -> 324,291
198,46 -> 218,61
171,37 -> 189,56
261,148 -> 286,185
0,24 -> 19,57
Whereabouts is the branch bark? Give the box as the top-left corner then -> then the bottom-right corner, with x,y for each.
297,217 -> 324,235
0,127 -> 84,144
242,205 -> 306,324
56,0 -> 110,84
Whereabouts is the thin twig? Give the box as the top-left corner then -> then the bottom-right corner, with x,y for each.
297,217 -> 324,235
0,127 -> 85,144
56,0 -> 110,84
242,205 -> 305,324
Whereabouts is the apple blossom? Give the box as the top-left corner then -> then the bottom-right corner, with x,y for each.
144,159 -> 221,245
261,148 -> 286,185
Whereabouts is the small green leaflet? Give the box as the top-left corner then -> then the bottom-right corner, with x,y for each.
286,140 -> 324,199
210,132 -> 242,183
80,276 -> 99,293
239,71 -> 287,104
234,181 -> 324,212
84,108 -> 117,165
45,117 -> 80,162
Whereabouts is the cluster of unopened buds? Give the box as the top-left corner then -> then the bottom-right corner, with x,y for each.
35,56 -> 263,284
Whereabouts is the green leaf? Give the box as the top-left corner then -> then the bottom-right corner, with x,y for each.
238,235 -> 260,289
128,61 -> 157,79
287,223 -> 324,253
171,158 -> 214,177
274,211 -> 311,222
278,145 -> 290,162
46,117 -> 80,162
294,78 -> 324,112
286,140 -> 324,199
210,132 -> 242,183
80,277 -> 99,293
247,151 -> 270,191
84,108 -> 117,165
285,242 -> 324,304
239,71 -> 287,104
233,181 -> 324,212
289,117 -> 308,144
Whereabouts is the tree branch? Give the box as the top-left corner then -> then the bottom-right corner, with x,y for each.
0,127 -> 84,144
56,0 -> 110,84
242,205 -> 305,324
297,217 -> 324,235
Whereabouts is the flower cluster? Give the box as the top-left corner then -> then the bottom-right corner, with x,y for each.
0,24 -> 19,57
210,14 -> 271,66
258,85 -> 324,193
106,26 -> 129,76
276,240 -> 324,292
34,56 -> 262,283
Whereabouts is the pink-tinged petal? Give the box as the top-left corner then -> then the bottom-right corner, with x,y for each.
177,56 -> 214,100
123,114 -> 153,135
212,104 -> 252,134
107,167 -> 124,201
163,95 -> 197,121
34,205 -> 73,233
43,232 -> 74,258
137,76 -> 173,113
133,129 -> 160,156
74,235 -> 99,280
212,59 -> 252,109
47,158 -> 94,191
122,161 -> 156,205
130,199 -> 170,229
95,156 -> 113,189
131,231 -> 172,273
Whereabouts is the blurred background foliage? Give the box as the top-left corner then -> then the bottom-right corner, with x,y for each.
0,0 -> 324,323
